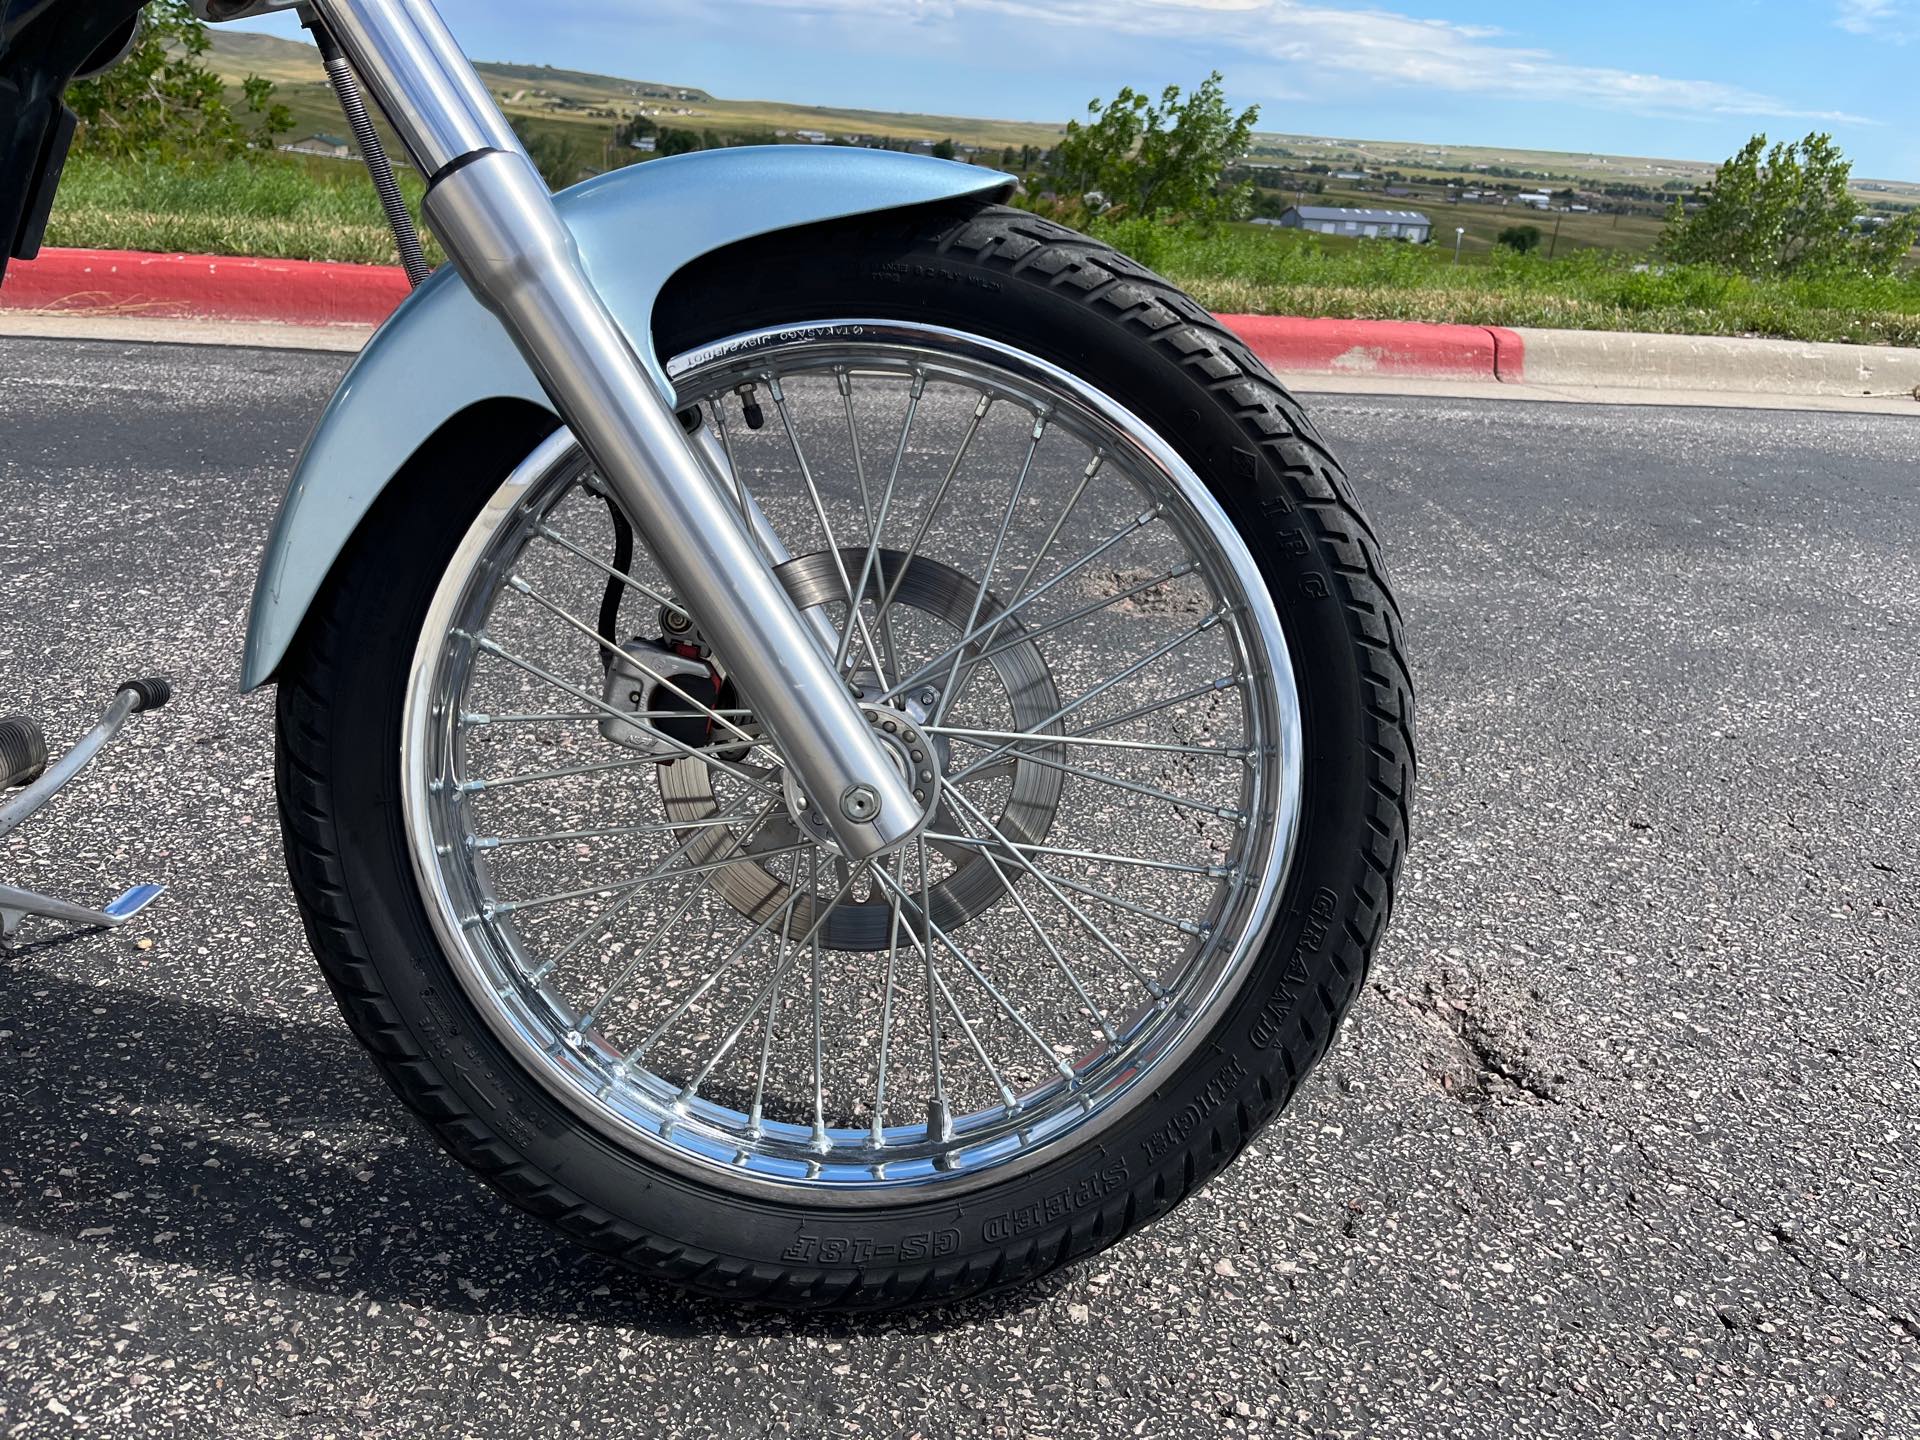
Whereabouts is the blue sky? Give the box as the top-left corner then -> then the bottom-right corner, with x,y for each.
239,1 -> 1920,180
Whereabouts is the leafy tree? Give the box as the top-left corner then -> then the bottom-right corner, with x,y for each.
66,0 -> 291,159
1661,133 -> 1919,278
931,138 -> 957,161
1497,224 -> 1543,254
656,127 -> 701,157
1052,73 -> 1259,221
511,119 -> 591,188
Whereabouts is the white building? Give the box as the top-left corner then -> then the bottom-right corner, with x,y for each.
1277,206 -> 1433,243
280,133 -> 350,160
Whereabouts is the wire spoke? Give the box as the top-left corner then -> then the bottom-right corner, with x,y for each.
875,502 -> 1164,707
473,812 -> 759,850
951,743 -> 1243,820
533,519 -> 689,624
926,411 -> 1048,728
498,839 -> 816,919
872,865 -> 1070,1088
470,633 -> 784,802
1038,868 -> 1208,938
929,612 -> 1226,783
507,573 -> 773,757
948,559 -> 1201,688
532,809 -> 771,981
575,812 -> 787,1027
767,373 -> 888,686
942,785 -> 1165,998
837,371 -> 924,675
924,831 -> 1230,879
871,393 -> 994,641
959,837 -> 1121,1044
627,873 -> 815,1065
936,724 -> 1248,762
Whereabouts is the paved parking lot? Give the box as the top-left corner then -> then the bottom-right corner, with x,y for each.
2,336 -> 1916,1438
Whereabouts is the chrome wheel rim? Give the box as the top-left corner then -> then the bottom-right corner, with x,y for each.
403,320 -> 1303,1204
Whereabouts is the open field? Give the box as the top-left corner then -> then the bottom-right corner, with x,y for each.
1099,218 -> 1920,346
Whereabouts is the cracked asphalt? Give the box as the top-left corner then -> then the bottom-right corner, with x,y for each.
2,335 -> 1917,1438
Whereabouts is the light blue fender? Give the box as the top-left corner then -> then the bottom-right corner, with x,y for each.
240,146 -> 1009,691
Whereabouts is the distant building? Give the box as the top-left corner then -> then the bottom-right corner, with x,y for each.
1277,206 -> 1433,243
281,133 -> 351,160
1517,192 -> 1554,209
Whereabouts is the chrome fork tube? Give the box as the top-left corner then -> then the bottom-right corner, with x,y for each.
308,0 -> 921,858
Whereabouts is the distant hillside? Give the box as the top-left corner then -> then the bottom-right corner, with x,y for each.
202,31 -> 1917,201
205,33 -> 707,100
473,62 -> 709,102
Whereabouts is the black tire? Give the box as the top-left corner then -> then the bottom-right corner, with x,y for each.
275,203 -> 1414,1311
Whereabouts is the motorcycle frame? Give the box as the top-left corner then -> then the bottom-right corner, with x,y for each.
289,0 -> 984,860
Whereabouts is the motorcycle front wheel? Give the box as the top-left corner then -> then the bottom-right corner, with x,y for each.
276,204 -> 1414,1310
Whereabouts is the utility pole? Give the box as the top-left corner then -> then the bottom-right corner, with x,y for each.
1548,212 -> 1565,260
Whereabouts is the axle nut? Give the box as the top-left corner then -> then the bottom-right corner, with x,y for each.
839,784 -> 881,822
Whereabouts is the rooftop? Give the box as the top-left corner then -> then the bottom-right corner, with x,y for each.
1287,206 -> 1433,224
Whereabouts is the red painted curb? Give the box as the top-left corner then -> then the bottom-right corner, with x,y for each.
0,247 -> 411,327
1221,313 -> 1526,384
2,249 -> 1531,382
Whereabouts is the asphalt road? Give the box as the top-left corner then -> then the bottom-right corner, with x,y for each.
2,335 -> 1917,1439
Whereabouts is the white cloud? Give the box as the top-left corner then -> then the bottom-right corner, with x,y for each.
700,0 -> 1874,123
1835,0 -> 1917,39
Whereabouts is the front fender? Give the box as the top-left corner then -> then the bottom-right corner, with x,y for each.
241,147 -> 1009,692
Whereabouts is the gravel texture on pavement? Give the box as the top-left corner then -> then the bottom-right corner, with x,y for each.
1,336 -> 1916,1438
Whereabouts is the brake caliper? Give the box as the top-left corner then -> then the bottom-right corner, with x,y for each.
599,636 -> 727,760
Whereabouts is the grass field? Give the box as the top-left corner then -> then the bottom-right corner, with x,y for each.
1091,217 -> 1920,346
38,152 -> 1920,346
42,153 -> 436,265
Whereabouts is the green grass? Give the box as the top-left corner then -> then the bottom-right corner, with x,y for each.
42,152 -> 439,265
1092,217 -> 1920,347
37,154 -> 1920,347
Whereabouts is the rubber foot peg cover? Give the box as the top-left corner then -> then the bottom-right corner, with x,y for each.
117,677 -> 172,713
0,714 -> 49,790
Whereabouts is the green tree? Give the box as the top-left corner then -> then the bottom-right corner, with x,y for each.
1497,224 -> 1543,254
510,118 -> 592,188
1052,72 -> 1259,221
1661,132 -> 1919,278
657,127 -> 701,157
66,0 -> 291,159
931,138 -> 957,161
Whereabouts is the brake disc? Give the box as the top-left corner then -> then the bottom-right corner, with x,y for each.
657,548 -> 1065,950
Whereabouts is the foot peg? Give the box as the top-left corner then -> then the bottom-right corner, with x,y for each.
0,679 -> 172,940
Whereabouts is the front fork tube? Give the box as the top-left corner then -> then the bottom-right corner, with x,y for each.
311,0 -> 919,860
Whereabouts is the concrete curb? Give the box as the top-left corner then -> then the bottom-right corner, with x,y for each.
1510,328 -> 1920,400
5,247 -> 1917,402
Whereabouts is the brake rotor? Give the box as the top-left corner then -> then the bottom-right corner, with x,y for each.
657,548 -> 1065,950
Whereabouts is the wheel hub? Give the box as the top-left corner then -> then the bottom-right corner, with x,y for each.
657,547 -> 1067,951
780,701 -> 943,856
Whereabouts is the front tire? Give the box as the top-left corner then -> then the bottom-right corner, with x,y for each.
276,204 -> 1414,1310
